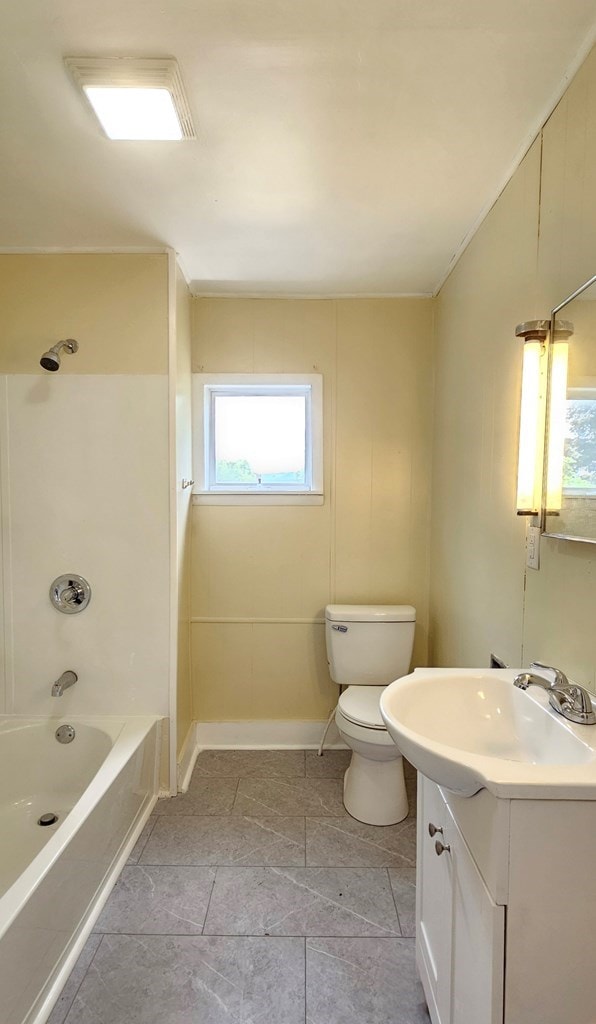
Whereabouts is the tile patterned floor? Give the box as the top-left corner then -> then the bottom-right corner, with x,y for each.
52,750 -> 428,1024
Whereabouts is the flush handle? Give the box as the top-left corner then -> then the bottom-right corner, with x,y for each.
331,624 -> 348,633
428,822 -> 443,837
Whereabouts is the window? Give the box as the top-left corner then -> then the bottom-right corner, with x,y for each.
192,374 -> 323,504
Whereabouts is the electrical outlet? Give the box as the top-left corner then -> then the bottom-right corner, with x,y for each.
526,525 -> 541,570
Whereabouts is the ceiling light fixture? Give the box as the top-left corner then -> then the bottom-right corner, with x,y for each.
65,57 -> 195,141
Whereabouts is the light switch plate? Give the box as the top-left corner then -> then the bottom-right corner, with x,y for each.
526,525 -> 541,570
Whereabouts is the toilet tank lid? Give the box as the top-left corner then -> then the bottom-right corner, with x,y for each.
325,604 -> 416,622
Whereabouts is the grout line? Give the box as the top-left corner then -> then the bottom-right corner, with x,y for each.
135,863 -> 402,868
56,934 -> 105,1024
304,936 -> 307,1024
303,814 -> 307,865
87,931 -> 416,939
153,811 -> 346,817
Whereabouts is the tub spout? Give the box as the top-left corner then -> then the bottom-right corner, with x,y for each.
51,671 -> 77,697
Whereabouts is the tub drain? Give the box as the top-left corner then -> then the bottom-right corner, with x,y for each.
55,724 -> 75,744
38,813 -> 59,827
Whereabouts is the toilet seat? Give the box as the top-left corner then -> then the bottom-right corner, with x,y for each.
338,685 -> 387,730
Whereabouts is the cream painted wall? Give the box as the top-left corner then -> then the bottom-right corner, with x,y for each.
0,254 -> 168,374
191,297 -> 434,722
175,265 -> 193,754
431,44 -> 596,694
523,48 -> 596,692
430,140 -> 540,668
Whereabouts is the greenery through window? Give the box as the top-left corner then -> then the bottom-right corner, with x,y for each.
563,394 -> 596,494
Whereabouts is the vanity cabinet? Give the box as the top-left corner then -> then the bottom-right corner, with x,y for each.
417,776 -> 504,1024
417,775 -> 596,1024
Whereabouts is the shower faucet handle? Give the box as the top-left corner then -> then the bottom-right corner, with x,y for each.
50,574 -> 92,614
63,581 -> 85,605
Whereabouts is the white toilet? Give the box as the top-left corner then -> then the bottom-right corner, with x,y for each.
325,603 -> 416,826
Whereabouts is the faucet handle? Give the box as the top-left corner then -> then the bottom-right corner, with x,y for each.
567,685 -> 593,714
529,662 -> 569,689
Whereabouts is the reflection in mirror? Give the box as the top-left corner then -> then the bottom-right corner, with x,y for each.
544,276 -> 596,543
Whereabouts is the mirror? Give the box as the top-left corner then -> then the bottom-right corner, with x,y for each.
543,275 -> 596,543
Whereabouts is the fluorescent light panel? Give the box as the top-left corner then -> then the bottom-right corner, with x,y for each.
65,57 -> 195,141
84,87 -> 182,140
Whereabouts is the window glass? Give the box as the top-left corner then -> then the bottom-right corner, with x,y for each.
213,394 -> 307,487
563,393 -> 596,495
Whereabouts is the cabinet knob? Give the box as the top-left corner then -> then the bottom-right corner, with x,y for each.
428,823 -> 443,837
435,839 -> 451,856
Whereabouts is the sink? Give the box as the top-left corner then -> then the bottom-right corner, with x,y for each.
380,668 -> 596,798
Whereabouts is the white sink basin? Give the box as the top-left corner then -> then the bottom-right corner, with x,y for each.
380,668 -> 596,798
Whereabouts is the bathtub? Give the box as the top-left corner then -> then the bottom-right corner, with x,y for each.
0,715 -> 160,1024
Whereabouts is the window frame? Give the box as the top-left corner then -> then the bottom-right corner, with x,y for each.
192,373 -> 324,506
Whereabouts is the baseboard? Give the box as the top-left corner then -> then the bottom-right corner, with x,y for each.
177,722 -> 200,792
194,719 -> 347,749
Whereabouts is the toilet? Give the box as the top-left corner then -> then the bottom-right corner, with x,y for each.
325,603 -> 416,826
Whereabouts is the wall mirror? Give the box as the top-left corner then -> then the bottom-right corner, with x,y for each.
542,274 -> 596,543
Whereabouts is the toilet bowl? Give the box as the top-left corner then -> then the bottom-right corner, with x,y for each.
325,604 -> 416,827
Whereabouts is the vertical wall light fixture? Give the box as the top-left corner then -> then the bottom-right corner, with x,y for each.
515,320 -> 550,515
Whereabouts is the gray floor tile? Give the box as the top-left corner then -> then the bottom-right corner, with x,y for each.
305,749 -> 351,778
154,776 -> 238,815
389,867 -> 417,937
233,777 -> 345,816
306,937 -> 428,1024
306,816 -> 417,867
141,815 -> 306,866
126,816 -> 157,865
94,866 -> 216,934
64,934 -> 305,1024
194,749 -> 306,777
203,866 -> 401,937
47,935 -> 102,1024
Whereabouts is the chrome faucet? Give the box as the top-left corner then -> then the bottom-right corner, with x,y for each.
514,661 -> 596,725
51,670 -> 78,697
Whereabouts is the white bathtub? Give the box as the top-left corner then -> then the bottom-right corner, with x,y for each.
0,715 -> 160,1024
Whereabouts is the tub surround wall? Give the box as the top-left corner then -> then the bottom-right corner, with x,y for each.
0,254 -> 172,719
0,374 -> 169,716
431,44 -> 596,691
191,297 -> 434,724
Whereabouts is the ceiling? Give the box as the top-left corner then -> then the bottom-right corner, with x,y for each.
1,1 -> 596,296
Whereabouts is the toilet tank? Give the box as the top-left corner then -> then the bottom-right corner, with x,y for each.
325,604 -> 416,686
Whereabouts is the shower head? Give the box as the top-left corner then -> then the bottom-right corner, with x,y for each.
40,338 -> 79,372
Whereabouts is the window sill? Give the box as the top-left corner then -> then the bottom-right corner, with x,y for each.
192,491 -> 324,507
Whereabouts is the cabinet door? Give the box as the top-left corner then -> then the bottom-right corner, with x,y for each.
450,821 -> 504,1024
417,776 -> 454,1024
